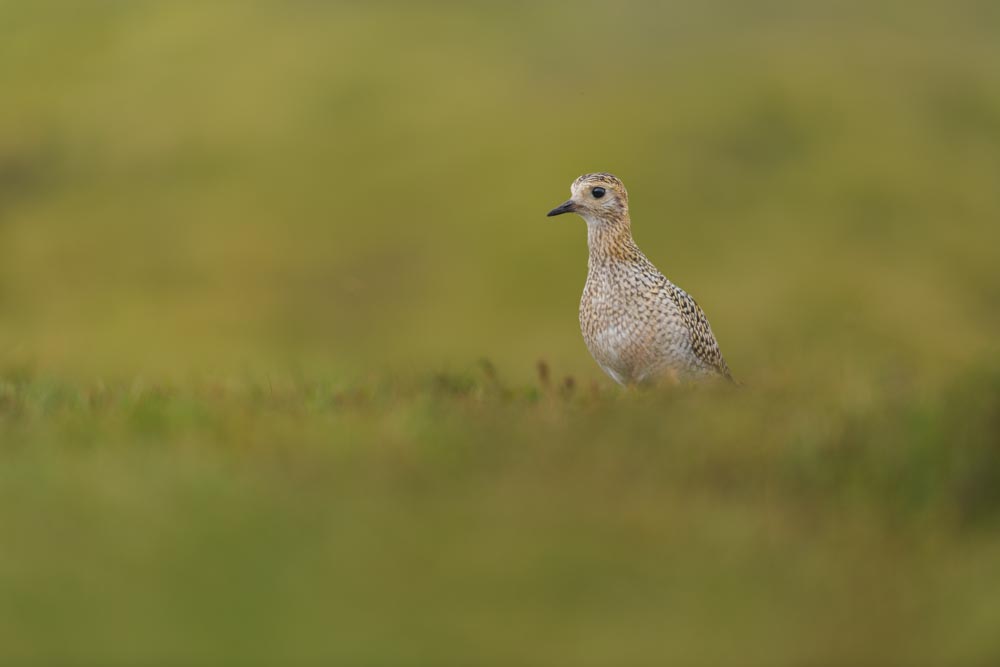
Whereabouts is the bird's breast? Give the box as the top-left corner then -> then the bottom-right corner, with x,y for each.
579,267 -> 692,384
580,272 -> 652,382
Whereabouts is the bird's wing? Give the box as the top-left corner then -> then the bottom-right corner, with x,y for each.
665,281 -> 733,380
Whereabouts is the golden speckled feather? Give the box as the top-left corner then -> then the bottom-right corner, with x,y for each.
547,173 -> 733,385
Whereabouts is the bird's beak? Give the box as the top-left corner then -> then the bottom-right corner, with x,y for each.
547,200 -> 576,217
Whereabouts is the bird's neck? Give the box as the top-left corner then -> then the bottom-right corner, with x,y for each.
586,215 -> 640,266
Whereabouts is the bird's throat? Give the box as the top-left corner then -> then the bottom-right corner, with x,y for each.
586,216 -> 640,265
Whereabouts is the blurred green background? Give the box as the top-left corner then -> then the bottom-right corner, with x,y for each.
1,1 -> 999,664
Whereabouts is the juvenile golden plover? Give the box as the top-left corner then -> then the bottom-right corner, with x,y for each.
547,172 -> 732,385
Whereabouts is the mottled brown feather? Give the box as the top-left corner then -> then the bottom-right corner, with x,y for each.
662,282 -> 732,380
553,172 -> 733,385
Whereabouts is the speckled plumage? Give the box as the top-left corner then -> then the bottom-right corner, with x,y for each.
548,173 -> 732,385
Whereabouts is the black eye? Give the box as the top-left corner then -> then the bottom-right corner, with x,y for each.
591,187 -> 606,199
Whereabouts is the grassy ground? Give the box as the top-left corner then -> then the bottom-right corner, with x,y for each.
1,366 -> 999,664
2,0 -> 999,664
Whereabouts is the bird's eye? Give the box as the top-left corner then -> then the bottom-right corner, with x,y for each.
592,187 -> 606,199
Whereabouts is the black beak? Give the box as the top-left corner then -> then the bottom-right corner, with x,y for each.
547,200 -> 576,217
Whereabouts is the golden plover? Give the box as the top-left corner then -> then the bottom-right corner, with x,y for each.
547,172 -> 732,385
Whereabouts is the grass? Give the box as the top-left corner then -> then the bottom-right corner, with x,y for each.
2,363 -> 999,664
2,0 -> 1000,663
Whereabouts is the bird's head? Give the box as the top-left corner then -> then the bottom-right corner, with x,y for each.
547,172 -> 629,226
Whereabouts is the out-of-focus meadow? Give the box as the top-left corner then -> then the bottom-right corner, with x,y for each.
1,1 -> 999,664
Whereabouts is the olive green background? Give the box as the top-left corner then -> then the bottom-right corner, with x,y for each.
1,1 -> 998,664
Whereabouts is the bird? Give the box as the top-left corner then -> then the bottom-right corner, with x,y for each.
547,172 -> 733,386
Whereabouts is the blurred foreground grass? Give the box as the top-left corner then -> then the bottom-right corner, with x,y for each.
2,0 -> 1000,663
1,364 -> 999,664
